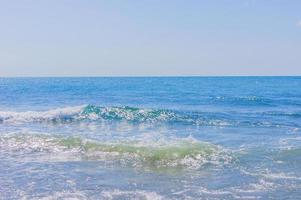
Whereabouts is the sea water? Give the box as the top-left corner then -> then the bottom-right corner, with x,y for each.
0,77 -> 300,199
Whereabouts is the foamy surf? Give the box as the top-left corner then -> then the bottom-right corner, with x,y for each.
0,104 -> 292,128
0,105 -> 85,123
27,190 -> 165,200
0,105 -> 183,124
1,77 -> 301,199
0,134 -> 232,169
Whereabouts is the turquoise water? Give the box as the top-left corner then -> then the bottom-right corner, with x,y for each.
0,77 -> 301,199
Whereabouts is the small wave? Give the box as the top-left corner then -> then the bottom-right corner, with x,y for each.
0,105 -> 289,128
274,147 -> 301,166
213,96 -> 273,106
80,105 -> 182,122
0,105 -> 232,126
0,134 -> 231,169
261,111 -> 301,118
0,105 -> 184,124
0,105 -> 85,123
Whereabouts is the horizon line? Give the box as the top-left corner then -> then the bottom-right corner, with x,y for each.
1,75 -> 301,78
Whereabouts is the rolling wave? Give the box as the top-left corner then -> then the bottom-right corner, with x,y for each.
0,104 -> 297,127
0,134 -> 231,169
0,105 -> 183,124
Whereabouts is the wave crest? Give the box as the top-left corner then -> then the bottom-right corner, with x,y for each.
0,105 -> 84,123
80,105 -> 180,122
1,104 -> 292,127
0,105 -> 183,124
0,134 -> 232,169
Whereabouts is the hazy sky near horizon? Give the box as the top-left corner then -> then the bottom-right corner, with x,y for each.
0,0 -> 301,76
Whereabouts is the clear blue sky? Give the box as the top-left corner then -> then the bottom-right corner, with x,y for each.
0,0 -> 300,76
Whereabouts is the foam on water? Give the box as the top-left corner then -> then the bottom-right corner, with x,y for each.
1,77 -> 301,199
0,105 -> 185,124
0,104 -> 294,128
0,105 -> 85,123
0,134 -> 231,169
20,189 -> 165,200
100,189 -> 164,200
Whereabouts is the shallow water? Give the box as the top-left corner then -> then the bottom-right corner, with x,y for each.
0,77 -> 301,199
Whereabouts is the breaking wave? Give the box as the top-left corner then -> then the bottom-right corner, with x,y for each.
0,104 -> 295,127
0,134 -> 232,169
0,105 -> 184,124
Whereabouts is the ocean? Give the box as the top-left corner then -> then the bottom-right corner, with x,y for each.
0,77 -> 300,199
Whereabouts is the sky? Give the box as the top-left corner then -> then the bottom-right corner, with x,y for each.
0,0 -> 300,76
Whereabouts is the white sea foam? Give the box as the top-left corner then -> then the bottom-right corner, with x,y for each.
0,134 -> 232,170
100,189 -> 165,200
0,105 -> 85,124
30,191 -> 89,200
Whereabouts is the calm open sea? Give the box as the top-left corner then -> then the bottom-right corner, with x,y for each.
0,77 -> 301,199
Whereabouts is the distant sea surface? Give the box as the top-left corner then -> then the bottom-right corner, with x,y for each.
1,77 -> 301,199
